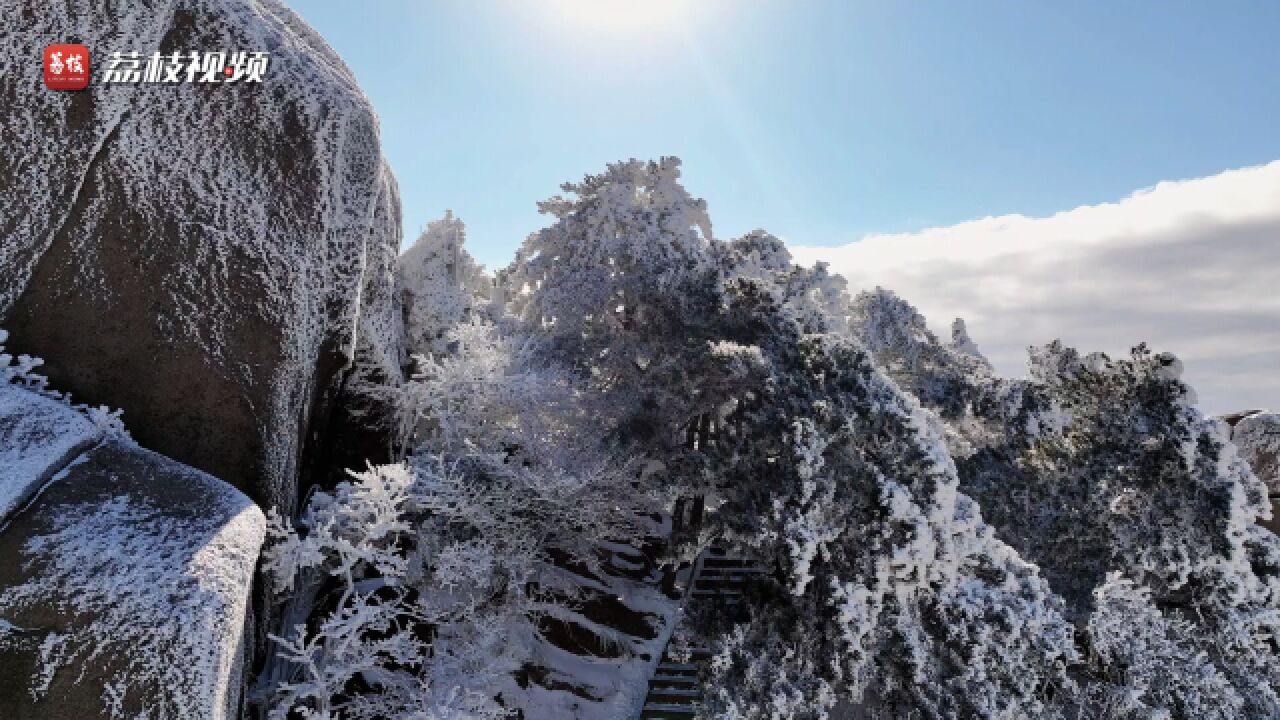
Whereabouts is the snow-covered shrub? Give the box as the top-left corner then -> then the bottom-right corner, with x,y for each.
264,244 -> 657,718
0,329 -> 52,391
0,328 -> 127,437
261,464 -> 512,720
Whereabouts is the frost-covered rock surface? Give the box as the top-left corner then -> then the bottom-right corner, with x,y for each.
1232,411 -> 1280,535
0,0 -> 403,510
0,384 -> 100,522
0,435 -> 265,720
1233,411 -> 1280,494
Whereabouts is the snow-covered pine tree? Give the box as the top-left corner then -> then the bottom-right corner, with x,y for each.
503,163 -> 1083,718
500,158 -> 737,514
687,289 -> 1080,720
849,289 -> 1280,716
849,286 -> 994,425
962,342 -> 1280,716
397,210 -> 492,358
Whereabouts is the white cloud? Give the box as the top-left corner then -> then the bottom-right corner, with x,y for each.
791,160 -> 1280,415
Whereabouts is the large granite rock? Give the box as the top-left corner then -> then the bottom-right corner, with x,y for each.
1228,411 -> 1280,534
0,383 -> 100,519
0,385 -> 265,720
0,0 -> 404,512
1233,412 -> 1280,493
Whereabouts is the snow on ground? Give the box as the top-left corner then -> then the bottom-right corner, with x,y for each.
501,544 -> 683,720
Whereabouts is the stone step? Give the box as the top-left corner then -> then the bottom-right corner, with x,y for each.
698,565 -> 765,577
649,674 -> 698,689
663,647 -> 711,660
701,557 -> 761,570
691,588 -> 743,597
637,541 -> 764,719
640,703 -> 699,719
695,566 -> 753,577
693,576 -> 748,590
646,687 -> 700,703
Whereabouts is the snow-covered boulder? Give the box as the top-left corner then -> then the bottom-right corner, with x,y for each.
0,388 -> 264,719
1229,411 -> 1280,534
0,0 -> 404,511
1233,412 -> 1280,494
0,384 -> 101,521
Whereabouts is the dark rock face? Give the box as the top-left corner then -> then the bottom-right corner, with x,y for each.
1229,411 -> 1280,534
0,387 -> 264,720
1233,412 -> 1279,492
0,0 -> 404,512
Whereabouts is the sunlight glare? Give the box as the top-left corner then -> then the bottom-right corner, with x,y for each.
543,0 -> 696,34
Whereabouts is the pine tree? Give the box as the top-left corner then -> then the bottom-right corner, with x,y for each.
967,343 -> 1280,715
397,210 -> 491,358
503,165 -> 1082,718
262,158 -> 1280,719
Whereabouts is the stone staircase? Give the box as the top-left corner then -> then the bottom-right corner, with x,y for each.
637,546 -> 765,719
639,660 -> 702,719
690,550 -> 766,604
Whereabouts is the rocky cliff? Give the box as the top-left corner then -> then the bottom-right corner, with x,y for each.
0,0 -> 404,512
1226,410 -> 1280,534
0,1 -> 408,715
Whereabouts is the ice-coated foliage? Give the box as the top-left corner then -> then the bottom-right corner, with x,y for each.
499,164 -> 1083,718
264,158 -> 1280,719
719,230 -> 853,336
973,343 -> 1274,608
506,157 -> 715,347
689,330 -> 1078,720
263,260 -> 658,717
261,464 -> 511,720
1083,574 -> 1246,719
853,291 -> 1280,717
850,287 -> 993,423
0,328 -> 126,439
397,211 -> 492,358
962,342 -> 1280,716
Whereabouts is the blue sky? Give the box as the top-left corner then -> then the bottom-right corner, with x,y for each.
288,1 -> 1280,271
